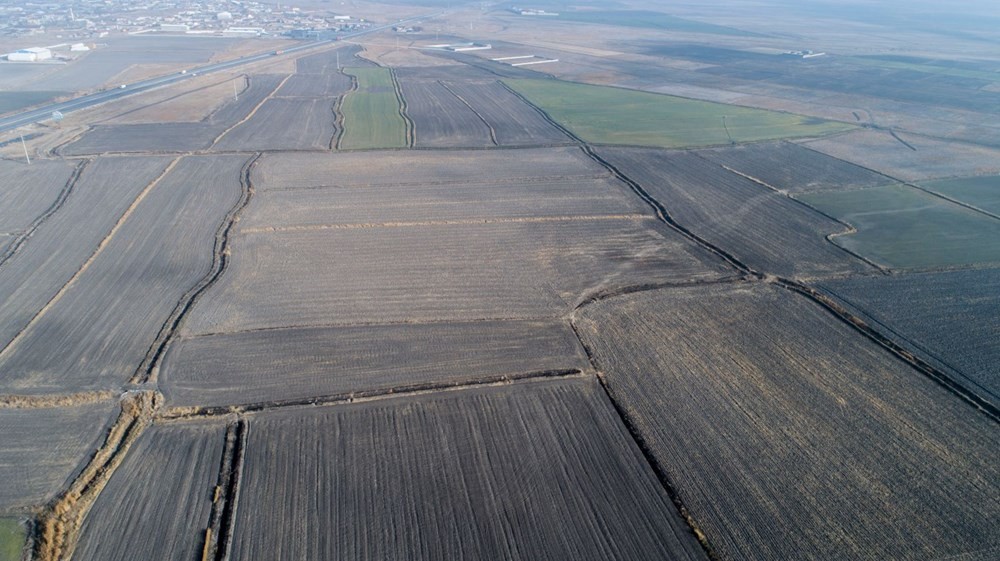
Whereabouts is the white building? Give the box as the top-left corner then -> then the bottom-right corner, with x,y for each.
7,47 -> 52,62
217,11 -> 233,20
70,43 -> 90,52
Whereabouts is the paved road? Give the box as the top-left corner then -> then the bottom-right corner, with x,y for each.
0,12 -> 440,134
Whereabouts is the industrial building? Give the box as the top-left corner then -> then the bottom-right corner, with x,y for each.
6,47 -> 52,62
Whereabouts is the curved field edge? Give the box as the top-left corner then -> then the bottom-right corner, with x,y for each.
503,78 -> 854,148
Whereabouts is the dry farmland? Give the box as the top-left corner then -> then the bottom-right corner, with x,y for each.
597,146 -> 876,278
822,268 -> 1000,403
0,155 -> 247,393
0,160 -> 77,236
71,421 -> 225,561
800,129 -> 1000,182
0,401 -> 114,511
575,283 -> 1000,561
60,75 -> 285,155
161,319 -> 589,407
399,79 -> 494,147
182,218 -> 730,333
694,140 -> 891,193
0,156 -> 173,357
439,81 -> 572,146
229,377 -> 707,561
213,98 -> 336,151
252,146 -> 607,189
2,7 -> 999,560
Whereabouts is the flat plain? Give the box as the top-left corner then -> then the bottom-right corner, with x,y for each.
161,319 -> 589,407
598,146 -> 873,278
506,78 -> 854,147
72,421 -> 225,561
213,97 -> 336,151
399,79 -> 493,147
575,283 -> 1000,561
0,400 -> 115,511
4,4 -> 1000,560
821,268 -> 1000,402
921,175 -> 1000,215
443,81 -> 570,145
339,67 -> 408,149
0,156 -> 173,355
693,141 -> 891,193
0,159 -> 76,234
60,74 -> 285,155
230,377 -> 707,561
252,146 -> 607,189
182,218 -> 729,334
0,155 -> 246,393
799,184 -> 1000,269
801,129 -> 1000,181
239,177 -> 648,231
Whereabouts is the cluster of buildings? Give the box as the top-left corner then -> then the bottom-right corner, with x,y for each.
0,0 -> 364,42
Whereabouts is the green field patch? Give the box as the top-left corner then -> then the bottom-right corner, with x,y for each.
799,184 -> 1000,269
553,10 -> 759,36
0,518 -> 25,561
339,67 -> 408,149
505,79 -> 853,148
921,175 -> 1000,215
843,56 -> 1000,82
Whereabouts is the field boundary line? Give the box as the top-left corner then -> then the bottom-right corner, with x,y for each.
0,389 -> 116,409
573,276 -> 752,311
566,322 -> 720,560
0,158 -> 88,267
903,182 -> 1000,223
711,160 -> 889,274
333,68 -> 356,150
775,279 -> 999,423
133,153 -> 262,386
0,156 -> 182,362
389,67 -> 415,147
208,419 -> 247,561
210,74 -> 292,148
98,75 -> 245,126
183,314 -> 564,339
496,80 -> 581,144
583,147 -> 754,276
439,80 -> 498,146
239,214 -> 653,234
160,369 -> 585,420
33,391 -> 159,561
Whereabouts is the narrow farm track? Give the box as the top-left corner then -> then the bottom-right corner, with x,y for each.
161,368 -> 586,420
0,159 -> 88,267
210,76 -> 292,148
132,153 -> 261,386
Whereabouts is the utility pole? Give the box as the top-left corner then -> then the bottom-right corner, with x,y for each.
20,134 -> 30,164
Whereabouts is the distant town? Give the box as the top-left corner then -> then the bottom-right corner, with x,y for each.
1,0 -> 371,54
